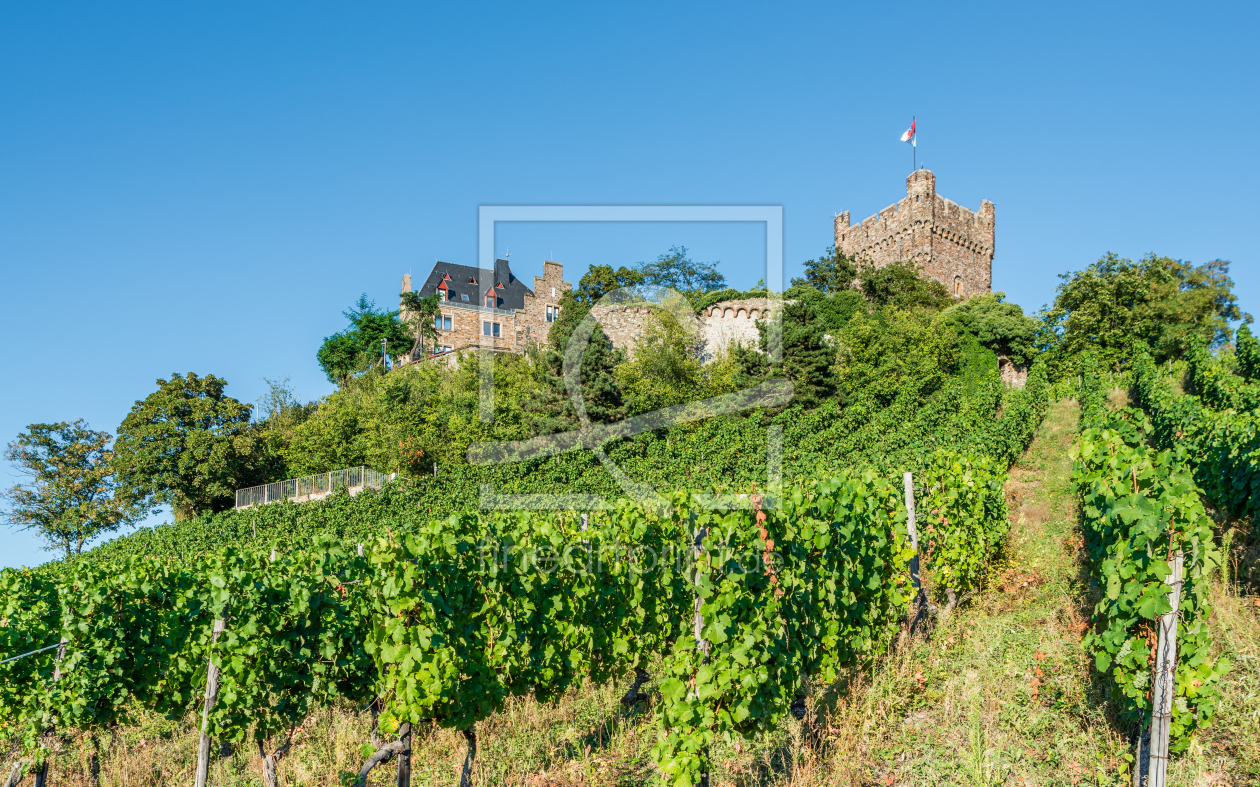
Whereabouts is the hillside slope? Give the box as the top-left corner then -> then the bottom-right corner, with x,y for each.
20,399 -> 1259,786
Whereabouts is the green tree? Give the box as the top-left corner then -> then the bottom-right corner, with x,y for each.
730,289 -> 853,409
615,311 -> 707,415
748,298 -> 836,409
857,260 -> 955,310
791,246 -> 858,294
529,292 -> 628,433
1039,252 -> 1245,377
113,373 -> 257,519
284,352 -> 540,478
1,421 -> 142,557
782,284 -> 866,334
637,246 -> 726,300
1237,323 -> 1260,382
836,308 -> 961,407
778,299 -> 837,408
250,377 -> 317,484
571,265 -> 645,306
940,292 -> 1041,366
317,295 -> 415,385
399,291 -> 442,359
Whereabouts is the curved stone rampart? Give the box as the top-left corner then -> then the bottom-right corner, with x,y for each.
591,297 -> 778,361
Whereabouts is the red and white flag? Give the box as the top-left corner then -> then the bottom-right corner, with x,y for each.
900,120 -> 916,147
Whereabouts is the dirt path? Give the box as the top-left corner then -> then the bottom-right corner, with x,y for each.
769,398 -> 1135,786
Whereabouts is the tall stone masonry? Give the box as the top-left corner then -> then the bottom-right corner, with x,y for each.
834,169 -> 994,298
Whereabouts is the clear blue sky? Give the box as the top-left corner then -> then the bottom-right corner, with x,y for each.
2,1 -> 1257,568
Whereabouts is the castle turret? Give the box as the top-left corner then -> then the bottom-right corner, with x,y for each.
907,168 -> 935,202
835,168 -> 993,298
833,210 -> 851,240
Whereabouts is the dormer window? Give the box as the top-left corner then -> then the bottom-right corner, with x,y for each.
485,295 -> 495,308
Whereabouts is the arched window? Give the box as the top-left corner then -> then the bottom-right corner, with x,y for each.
953,276 -> 963,297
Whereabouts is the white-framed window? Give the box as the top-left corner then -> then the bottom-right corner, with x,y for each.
437,289 -> 446,301
482,322 -> 501,337
434,315 -> 452,331
546,305 -> 559,323
485,295 -> 495,308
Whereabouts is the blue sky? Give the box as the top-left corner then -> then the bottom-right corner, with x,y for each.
2,1 -> 1257,567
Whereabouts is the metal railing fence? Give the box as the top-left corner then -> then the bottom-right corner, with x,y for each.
235,466 -> 392,509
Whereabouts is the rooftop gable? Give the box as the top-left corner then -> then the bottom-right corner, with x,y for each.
416,259 -> 534,309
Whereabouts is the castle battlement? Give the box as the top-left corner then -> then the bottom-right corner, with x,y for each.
835,169 -> 993,298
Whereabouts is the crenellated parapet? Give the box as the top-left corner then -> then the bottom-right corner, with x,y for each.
591,297 -> 778,361
835,169 -> 993,298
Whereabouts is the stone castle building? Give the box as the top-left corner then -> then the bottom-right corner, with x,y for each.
399,169 -> 995,366
399,257 -> 776,364
400,258 -> 572,359
835,169 -> 993,298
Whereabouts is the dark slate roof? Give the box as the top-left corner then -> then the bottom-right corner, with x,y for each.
415,259 -> 533,310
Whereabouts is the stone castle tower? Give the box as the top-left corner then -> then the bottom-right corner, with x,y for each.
834,169 -> 994,298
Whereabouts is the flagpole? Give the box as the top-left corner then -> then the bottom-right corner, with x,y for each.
912,116 -> 916,172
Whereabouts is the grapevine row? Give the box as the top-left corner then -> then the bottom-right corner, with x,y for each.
60,356 -> 1047,571
1073,357 -> 1227,753
1131,352 -> 1260,523
2,452 -> 1012,786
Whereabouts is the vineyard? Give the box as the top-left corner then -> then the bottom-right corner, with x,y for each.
10,268 -> 1260,783
59,345 -> 1048,572
1130,341 -> 1260,529
3,450 -> 1013,787
1073,357 -> 1229,771
0,346 -> 1047,787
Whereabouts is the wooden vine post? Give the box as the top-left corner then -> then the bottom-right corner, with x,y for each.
195,618 -> 226,787
396,722 -> 411,787
1145,552 -> 1184,787
903,473 -> 928,632
693,522 -> 710,787
31,638 -> 67,787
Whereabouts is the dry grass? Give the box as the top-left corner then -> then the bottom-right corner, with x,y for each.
15,399 -> 1260,786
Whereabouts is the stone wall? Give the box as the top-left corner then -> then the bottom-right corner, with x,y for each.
697,298 -> 775,356
435,304 -> 518,353
998,356 -> 1028,389
834,169 -> 993,298
591,297 -> 776,360
517,261 -> 572,348
589,304 -> 667,356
